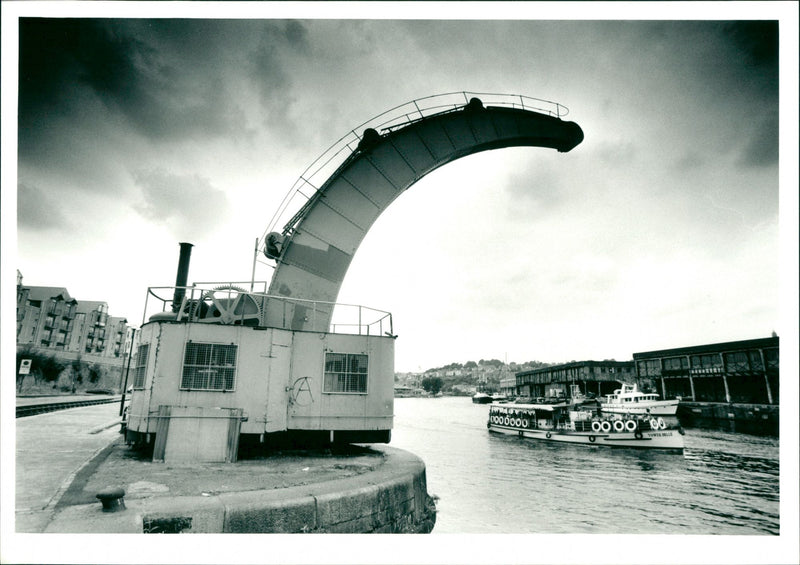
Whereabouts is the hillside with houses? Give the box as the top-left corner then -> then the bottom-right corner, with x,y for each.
395,359 -> 552,396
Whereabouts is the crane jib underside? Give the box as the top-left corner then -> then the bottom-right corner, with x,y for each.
264,98 -> 584,331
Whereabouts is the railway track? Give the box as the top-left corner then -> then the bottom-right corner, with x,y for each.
16,397 -> 122,418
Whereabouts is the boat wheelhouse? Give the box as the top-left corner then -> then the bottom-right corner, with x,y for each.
472,392 -> 493,404
599,383 -> 679,416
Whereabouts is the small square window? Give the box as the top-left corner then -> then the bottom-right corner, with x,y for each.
181,342 -> 237,391
324,352 -> 368,394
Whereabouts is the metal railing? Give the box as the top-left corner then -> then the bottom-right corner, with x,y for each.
143,283 -> 393,337
258,91 -> 569,252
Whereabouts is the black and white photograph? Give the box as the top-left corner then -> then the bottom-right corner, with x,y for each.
2,2 -> 798,564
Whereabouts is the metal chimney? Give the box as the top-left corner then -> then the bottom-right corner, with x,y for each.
172,242 -> 193,312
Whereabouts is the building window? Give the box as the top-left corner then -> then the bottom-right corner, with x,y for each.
690,353 -> 723,374
663,356 -> 688,371
637,359 -> 661,377
723,351 -> 750,373
324,352 -> 368,394
764,348 -> 779,371
180,342 -> 237,391
133,344 -> 150,389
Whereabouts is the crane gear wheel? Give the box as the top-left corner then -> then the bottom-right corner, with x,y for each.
197,285 -> 262,325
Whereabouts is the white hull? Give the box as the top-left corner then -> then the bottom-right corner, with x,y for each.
600,400 -> 679,416
488,421 -> 684,450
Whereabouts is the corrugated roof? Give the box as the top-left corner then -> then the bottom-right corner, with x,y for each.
515,359 -> 634,378
632,336 -> 779,359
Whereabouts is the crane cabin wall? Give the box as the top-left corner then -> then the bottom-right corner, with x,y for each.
125,321 -> 394,440
288,332 -> 394,432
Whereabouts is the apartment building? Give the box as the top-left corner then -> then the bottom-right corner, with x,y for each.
16,282 -> 134,364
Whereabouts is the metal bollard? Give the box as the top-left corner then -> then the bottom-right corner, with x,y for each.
96,487 -> 126,512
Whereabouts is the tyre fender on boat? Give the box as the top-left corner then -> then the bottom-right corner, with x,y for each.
625,420 -> 637,432
649,418 -> 660,430
600,421 -> 611,433
504,417 -> 510,426
522,419 -> 529,428
657,417 -> 666,430
591,421 -> 601,432
613,420 -> 625,432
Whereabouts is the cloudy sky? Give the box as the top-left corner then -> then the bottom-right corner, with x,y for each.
4,3 -> 797,374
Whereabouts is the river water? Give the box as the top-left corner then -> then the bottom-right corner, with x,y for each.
390,396 -> 780,535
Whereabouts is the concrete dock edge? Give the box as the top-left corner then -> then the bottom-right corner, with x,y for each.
44,445 -> 436,533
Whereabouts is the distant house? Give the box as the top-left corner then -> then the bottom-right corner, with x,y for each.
394,385 -> 426,397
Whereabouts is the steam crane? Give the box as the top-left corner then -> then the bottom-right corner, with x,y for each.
124,92 -> 583,462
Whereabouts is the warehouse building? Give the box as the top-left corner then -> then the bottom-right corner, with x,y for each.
514,360 -> 636,399
632,336 -> 779,405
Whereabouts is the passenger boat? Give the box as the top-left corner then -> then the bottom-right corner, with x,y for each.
599,383 -> 679,416
472,392 -> 493,404
487,399 -> 684,451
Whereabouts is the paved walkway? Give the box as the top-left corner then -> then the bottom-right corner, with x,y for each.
15,403 -> 123,532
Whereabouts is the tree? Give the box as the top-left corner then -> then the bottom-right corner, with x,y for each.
421,376 -> 443,395
39,355 -> 66,387
16,350 -> 66,390
88,364 -> 104,384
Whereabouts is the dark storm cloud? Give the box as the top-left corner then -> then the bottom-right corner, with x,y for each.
19,18 -> 246,144
248,20 -> 310,137
17,183 -> 71,231
724,21 -> 779,69
132,168 -> 231,239
722,22 -> 779,167
738,111 -> 779,167
18,18 -> 309,154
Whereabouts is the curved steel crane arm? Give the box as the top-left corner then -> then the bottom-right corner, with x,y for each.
263,98 -> 583,331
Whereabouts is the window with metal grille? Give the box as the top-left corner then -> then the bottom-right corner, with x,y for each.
133,343 -> 150,389
636,359 -> 661,377
181,342 -> 237,391
764,348 -> 779,371
690,353 -> 723,373
724,351 -> 750,372
324,352 -> 368,394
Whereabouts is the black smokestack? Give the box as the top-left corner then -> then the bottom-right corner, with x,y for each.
172,242 -> 193,312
